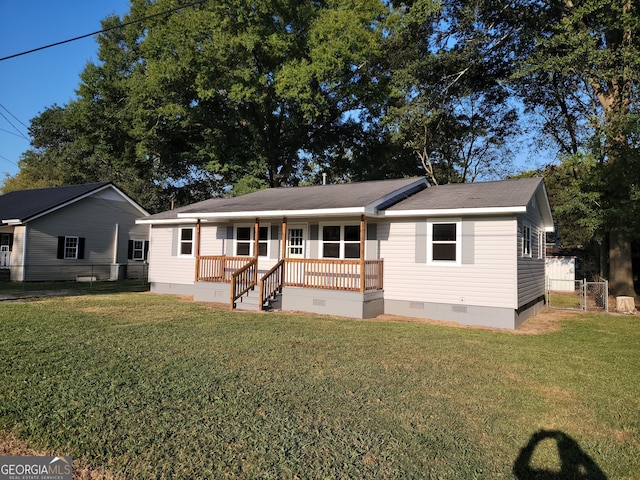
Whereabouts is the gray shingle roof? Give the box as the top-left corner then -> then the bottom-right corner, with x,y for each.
386,177 -> 545,211
144,177 -> 427,220
0,182 -> 111,223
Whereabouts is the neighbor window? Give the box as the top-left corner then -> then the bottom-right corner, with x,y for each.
64,236 -> 79,259
179,227 -> 194,256
129,240 -> 148,261
522,223 -> 532,257
57,235 -> 85,260
427,220 -> 461,265
321,224 -> 360,259
235,225 -> 269,257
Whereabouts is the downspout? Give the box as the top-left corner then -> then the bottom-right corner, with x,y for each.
21,226 -> 28,282
113,223 -> 119,264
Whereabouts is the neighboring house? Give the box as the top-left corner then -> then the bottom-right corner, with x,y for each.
0,182 -> 150,282
138,177 -> 554,329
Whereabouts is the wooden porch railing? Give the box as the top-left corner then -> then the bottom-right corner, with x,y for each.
283,258 -> 383,292
230,258 -> 257,309
259,260 -> 284,309
197,256 -> 254,282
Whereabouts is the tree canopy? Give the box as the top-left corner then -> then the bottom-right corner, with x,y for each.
2,0 -> 639,294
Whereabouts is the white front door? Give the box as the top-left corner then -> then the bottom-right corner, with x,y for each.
287,226 -> 306,259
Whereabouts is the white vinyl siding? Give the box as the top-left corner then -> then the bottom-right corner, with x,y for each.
148,224 -> 226,285
380,217 -> 518,309
148,226 -> 195,285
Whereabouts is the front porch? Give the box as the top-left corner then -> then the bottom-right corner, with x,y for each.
195,255 -> 384,313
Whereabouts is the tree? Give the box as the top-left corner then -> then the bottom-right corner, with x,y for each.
4,0 -> 389,207
381,0 -> 522,184
512,0 -> 640,296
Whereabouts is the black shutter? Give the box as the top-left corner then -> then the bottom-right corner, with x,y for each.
7,233 -> 13,251
57,236 -> 65,259
128,240 -> 134,260
78,237 -> 86,259
143,240 -> 149,260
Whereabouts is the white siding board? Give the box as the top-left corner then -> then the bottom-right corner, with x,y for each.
148,225 -> 195,285
380,217 -> 518,309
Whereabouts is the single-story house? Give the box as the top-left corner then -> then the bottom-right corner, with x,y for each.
138,177 -> 554,329
0,182 -> 150,282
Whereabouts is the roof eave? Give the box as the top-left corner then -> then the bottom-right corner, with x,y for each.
383,206 -> 528,217
176,207 -> 369,220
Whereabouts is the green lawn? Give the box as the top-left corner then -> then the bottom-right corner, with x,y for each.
0,293 -> 637,479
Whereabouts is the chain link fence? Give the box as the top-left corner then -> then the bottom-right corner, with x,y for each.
546,277 -> 608,312
0,263 -> 149,300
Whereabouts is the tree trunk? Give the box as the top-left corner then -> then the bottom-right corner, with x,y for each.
609,229 -> 637,297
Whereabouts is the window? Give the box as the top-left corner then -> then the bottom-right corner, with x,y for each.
65,236 -> 79,259
321,224 -> 360,259
128,240 -> 149,261
57,236 -> 85,260
427,220 -> 460,265
538,231 -> 545,259
179,227 -> 194,256
236,227 -> 251,256
522,223 -> 532,257
235,225 -> 269,257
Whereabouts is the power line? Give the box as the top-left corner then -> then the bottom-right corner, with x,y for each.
0,103 -> 29,130
0,0 -> 208,62
0,110 -> 29,140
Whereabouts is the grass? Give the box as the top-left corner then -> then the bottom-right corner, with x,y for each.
0,293 -> 638,479
547,291 -> 583,309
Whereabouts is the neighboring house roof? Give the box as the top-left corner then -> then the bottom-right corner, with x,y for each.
0,182 -> 149,225
139,177 -> 428,223
385,177 -> 554,231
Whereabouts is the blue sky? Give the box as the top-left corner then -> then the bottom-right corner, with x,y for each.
0,0 -> 131,178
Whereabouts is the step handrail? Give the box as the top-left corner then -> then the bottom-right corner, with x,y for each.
259,260 -> 284,310
230,258 -> 257,309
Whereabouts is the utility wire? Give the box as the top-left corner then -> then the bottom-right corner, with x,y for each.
0,110 -> 29,140
0,103 -> 29,130
0,0 -> 207,62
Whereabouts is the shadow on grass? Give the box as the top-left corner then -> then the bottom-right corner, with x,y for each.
0,280 -> 150,300
513,430 -> 607,480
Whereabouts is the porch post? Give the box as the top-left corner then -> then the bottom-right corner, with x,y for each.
254,218 -> 259,284
194,219 -> 202,282
281,217 -> 287,260
360,215 -> 366,293
281,217 -> 287,284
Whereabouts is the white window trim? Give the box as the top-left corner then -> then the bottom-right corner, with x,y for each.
522,222 -> 532,258
178,226 -> 195,257
319,222 -> 362,260
538,231 -> 545,259
427,219 -> 461,266
64,236 -> 80,260
234,224 -> 270,258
